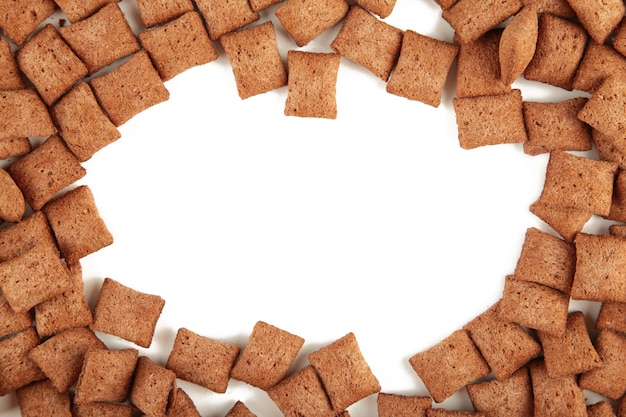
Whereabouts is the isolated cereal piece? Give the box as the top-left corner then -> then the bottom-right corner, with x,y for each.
521,0 -> 574,17
59,3 -> 140,75
0,168 -> 25,223
166,388 -> 202,417
588,401 -> 617,417
221,22 -> 287,99
131,356 -> 177,417
377,393 -> 431,417
73,348 -> 139,405
498,4 -> 537,85
275,0 -> 349,47
464,303 -> 541,380
54,0 -> 119,22
597,301 -> 626,333
91,278 -> 165,348
608,170 -> 626,222
386,30 -> 458,107
409,329 -> 490,403
466,367 -> 533,417
73,402 -> 134,417
453,90 -> 526,150
442,0 -> 522,44
231,321 -> 305,390
529,200 -> 591,242
195,0 -> 259,40
573,42 -> 626,93
579,76 -> 626,138
136,0 -> 194,27
0,0 -> 57,46
0,40 -> 25,91
523,14 -> 587,91
0,138 -> 31,160
16,379 -> 71,417
267,365 -> 335,417
28,327 -> 105,393
568,0 -> 624,44
331,6 -> 403,82
0,291 -> 32,338
0,211 -> 56,262
139,11 -> 219,81
89,50 -> 169,126
0,327 -> 45,396
427,410 -> 485,417
579,330 -> 626,400
0,89 -> 56,141
284,51 -> 341,119
529,360 -> 587,417
8,135 -> 86,211
499,276 -> 569,336
166,327 -> 240,393
226,401 -> 256,417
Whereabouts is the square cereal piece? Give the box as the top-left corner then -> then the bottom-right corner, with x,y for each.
221,22 -> 287,99
0,290 -> 32,339
0,0 -> 57,46
267,365 -> 335,417
571,233 -> 626,303
386,30 -> 458,107
529,360 -> 587,417
0,137 -> 32,160
28,327 -> 106,393
0,167 -> 25,223
529,200 -> 591,242
16,24 -> 88,106
536,311 -> 602,378
59,3 -> 140,75
377,393 -> 431,417
568,0 -> 624,44
522,98 -> 592,156
73,348 -> 139,405
51,82 -> 121,162
89,50 -> 170,126
284,51 -> 341,119
331,6 -> 403,82
91,278 -> 165,348
0,327 -> 46,396
573,42 -> 626,93
130,356 -> 177,417
442,0 -> 522,44
73,402 -> 134,417
0,39 -> 26,90
498,276 -> 569,336
579,330 -> 626,400
231,321 -> 305,390
42,185 -> 113,264
498,4 -> 538,86
596,301 -> 626,333
138,11 -> 219,82
136,0 -> 195,28
513,227 -> 576,293
54,0 -> 119,22
7,135 -> 86,211
464,302 -> 542,380
16,379 -> 71,417
309,332 -> 381,410
275,0 -> 349,47
354,0 -> 396,18
594,128 -> 626,171
195,0 -> 259,40
523,14 -> 587,91
0,211 -> 56,262
166,327 -> 240,393
578,76 -> 626,138
453,90 -> 526,150
0,89 -> 56,141
608,169 -> 626,222
466,367 -> 533,417
408,329 -> 490,403
166,388 -> 202,417
588,401 -> 617,417
226,401 -> 256,417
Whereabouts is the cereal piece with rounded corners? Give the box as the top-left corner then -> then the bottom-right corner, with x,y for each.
131,356 -> 177,417
442,0 -> 522,44
16,379 -> 71,417
0,327 -> 46,396
568,0 -> 624,44
529,360 -> 587,417
0,89 -> 56,142
267,365 -> 335,417
0,0 -> 57,46
275,0 -> 349,47
136,0 -> 194,28
579,330 -> 626,400
498,4 -> 538,85
195,0 -> 259,40
466,367 -> 533,417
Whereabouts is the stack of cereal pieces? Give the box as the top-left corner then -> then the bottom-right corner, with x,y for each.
1,0 -> 626,415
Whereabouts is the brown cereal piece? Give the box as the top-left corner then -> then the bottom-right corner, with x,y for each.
275,0 -> 349,47
231,321 -> 305,390
522,98 -> 592,156
442,0 -> 522,44
464,303 -> 542,380
521,0 -> 575,17
16,24 -> 88,106
267,365 -> 335,417
166,388 -> 202,417
0,0 -> 57,46
597,301 -> 626,333
513,227 -> 576,293
16,379 -> 71,417
73,348 -> 139,405
568,0 -> 624,44
91,278 -> 165,348
427,410 -> 485,417
226,401 -> 256,417
166,327 -> 240,393
331,6 -> 403,82
499,4 -> 538,85
529,200 -> 591,242
309,332 -> 381,410
579,330 -> 626,400
466,367 -> 533,417
571,233 -> 626,303
221,22 -> 287,99
28,327 -> 105,393
529,360 -> 587,417
523,14 -> 587,91
51,82 -> 120,162
613,18 -> 626,57
386,30 -> 458,107
0,40 -> 26,90
588,401 -> 618,417
0,211 -> 56,262
195,0 -> 259,40
138,11 -> 219,82
594,129 -> 626,171
54,0 -> 119,22
498,276 -> 569,336
0,327 -> 46,396
453,90 -> 526,150
0,167 -> 25,223
573,42 -> 626,93
377,393 -> 431,417
136,0 -> 195,28
579,76 -> 626,138
354,0 -> 396,18
608,170 -> 626,222
89,50 -> 169,126
59,3 -> 140,75
131,356 -> 177,417
0,291 -> 32,338
0,89 -> 56,141
284,51 -> 341,119
408,329 -> 490,403
8,135 -> 86,211
73,402 -> 134,417
0,138 -> 32,160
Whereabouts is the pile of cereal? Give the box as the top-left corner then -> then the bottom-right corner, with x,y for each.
1,0 -> 626,415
